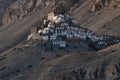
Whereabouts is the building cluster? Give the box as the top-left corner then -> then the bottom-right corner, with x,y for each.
33,12 -> 120,50
38,12 -> 92,47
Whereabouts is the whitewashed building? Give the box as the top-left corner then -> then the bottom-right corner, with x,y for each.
53,40 -> 66,47
39,13 -> 94,43
36,12 -> 120,48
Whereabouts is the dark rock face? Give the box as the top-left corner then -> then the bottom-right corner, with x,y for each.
0,0 -> 120,25
55,63 -> 120,80
61,0 -> 79,7
0,0 -> 83,26
0,0 -> 86,26
2,0 -> 46,25
90,0 -> 120,12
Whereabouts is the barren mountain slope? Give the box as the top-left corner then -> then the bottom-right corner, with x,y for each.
0,0 -> 120,80
28,50 -> 120,80
0,0 -> 82,25
0,41 -> 120,80
0,39 -> 90,80
72,0 -> 120,35
100,43 -> 120,52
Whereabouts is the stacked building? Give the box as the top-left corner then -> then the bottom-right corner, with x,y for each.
35,12 -> 120,50
38,12 -> 92,47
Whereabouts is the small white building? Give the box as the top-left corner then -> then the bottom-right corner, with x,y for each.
98,41 -> 108,46
67,34 -> 73,38
72,19 -> 78,24
55,17 -> 65,23
43,20 -> 47,25
50,35 -> 57,40
53,40 -> 66,47
63,23 -> 69,26
38,30 -> 42,34
58,14 -> 64,18
42,30 -> 48,34
43,36 -> 49,40
48,23 -> 55,28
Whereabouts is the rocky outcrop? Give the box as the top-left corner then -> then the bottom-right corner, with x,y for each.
90,0 -> 120,12
1,0 -> 120,26
2,0 -> 46,25
55,63 -> 120,80
0,0 -> 81,26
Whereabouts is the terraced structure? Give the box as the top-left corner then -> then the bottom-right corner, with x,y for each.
0,0 -> 120,80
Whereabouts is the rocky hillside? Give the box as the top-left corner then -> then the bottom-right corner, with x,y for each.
90,0 -> 120,12
0,0 -> 120,27
72,0 -> 120,35
0,0 -> 120,80
1,0 -> 120,35
0,39 -> 120,80
1,0 -> 49,25
0,0 -> 82,25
